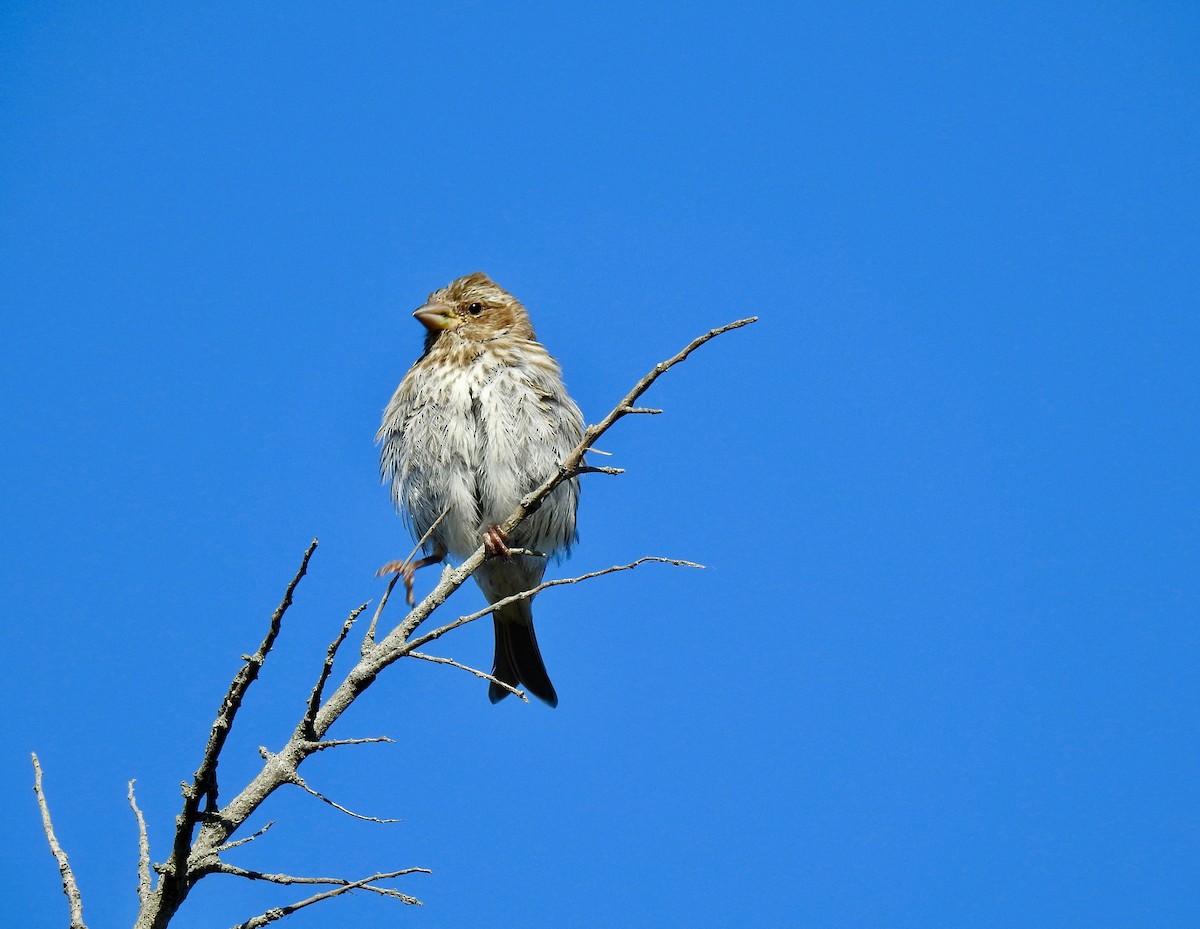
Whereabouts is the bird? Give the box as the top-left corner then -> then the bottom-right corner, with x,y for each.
377,272 -> 584,707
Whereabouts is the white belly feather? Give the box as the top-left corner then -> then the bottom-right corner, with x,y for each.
378,338 -> 582,561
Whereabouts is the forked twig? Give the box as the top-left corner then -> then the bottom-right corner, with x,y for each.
224,867 -> 429,928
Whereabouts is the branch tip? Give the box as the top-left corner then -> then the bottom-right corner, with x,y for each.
291,774 -> 399,824
32,753 -> 88,929
128,778 -> 152,905
408,651 -> 529,702
304,602 -> 368,735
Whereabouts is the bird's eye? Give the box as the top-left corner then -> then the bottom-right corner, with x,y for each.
467,302 -> 484,316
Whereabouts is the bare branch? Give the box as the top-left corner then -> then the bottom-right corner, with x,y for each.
224,867 -> 428,928
528,317 -> 756,517
303,603 -> 367,738
408,651 -> 529,702
128,779 -> 152,906
577,465 -> 625,476
365,506 -> 451,649
144,319 -> 752,929
184,540 -> 318,817
363,574 -> 399,655
622,406 -> 662,414
216,821 -> 275,854
32,754 -> 88,929
138,541 -> 318,926
214,861 -> 428,886
404,557 -> 705,653
405,506 -> 451,570
304,736 -> 395,753
290,773 -> 399,824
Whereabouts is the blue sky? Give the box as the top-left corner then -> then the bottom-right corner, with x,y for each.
3,3 -> 1197,927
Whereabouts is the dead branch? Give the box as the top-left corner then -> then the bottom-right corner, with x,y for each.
185,538 -> 317,816
363,574 -> 399,655
404,557 -> 705,653
171,321 -> 751,923
128,780 -> 152,907
408,650 -> 529,701
34,317 -> 754,929
213,861 -> 429,887
361,504 -> 451,650
32,754 -> 88,929
288,773 -> 399,824
303,603 -> 367,738
216,821 -> 275,854
224,867 -> 428,928
303,736 -> 395,753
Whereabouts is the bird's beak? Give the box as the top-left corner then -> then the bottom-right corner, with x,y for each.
413,302 -> 460,331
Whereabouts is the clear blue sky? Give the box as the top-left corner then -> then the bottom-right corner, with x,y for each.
3,3 -> 1197,927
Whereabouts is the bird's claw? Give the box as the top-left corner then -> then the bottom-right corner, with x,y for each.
483,525 -> 512,560
376,559 -> 419,606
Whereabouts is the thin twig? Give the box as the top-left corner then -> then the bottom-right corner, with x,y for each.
408,651 -> 529,702
224,867 -> 428,928
140,541 -> 317,926
363,574 -> 400,655
216,821 -> 275,854
32,754 -> 88,929
403,506 -> 451,571
403,557 -> 704,654
184,540 -> 317,820
290,774 -> 399,824
564,317 -> 758,486
303,736 -> 395,753
365,507 -> 451,650
303,603 -> 367,737
128,779 -> 152,906
229,873 -> 427,929
214,861 -> 428,886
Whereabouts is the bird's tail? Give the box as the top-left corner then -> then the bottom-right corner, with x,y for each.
490,598 -> 558,708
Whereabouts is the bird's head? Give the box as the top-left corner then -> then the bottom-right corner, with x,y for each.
413,273 -> 536,346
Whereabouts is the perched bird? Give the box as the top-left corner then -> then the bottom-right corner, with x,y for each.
377,273 -> 584,707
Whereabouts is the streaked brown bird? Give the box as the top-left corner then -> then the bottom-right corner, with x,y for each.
377,273 -> 583,706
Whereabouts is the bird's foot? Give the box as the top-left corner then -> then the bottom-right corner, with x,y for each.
483,525 -> 512,560
377,551 -> 445,606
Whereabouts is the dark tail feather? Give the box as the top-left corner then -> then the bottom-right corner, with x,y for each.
489,601 -> 558,708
